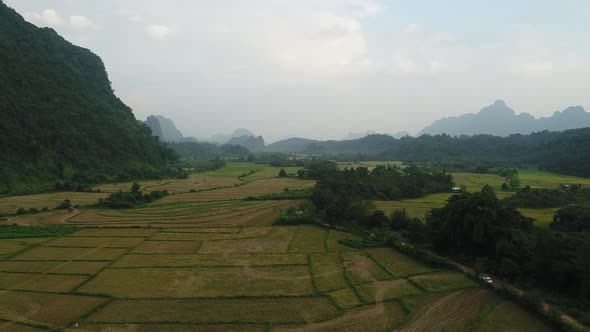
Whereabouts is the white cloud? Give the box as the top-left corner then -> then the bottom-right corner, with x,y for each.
128,15 -> 142,23
348,0 -> 380,17
145,24 -> 173,40
24,9 -> 63,26
69,15 -> 99,30
404,23 -> 423,34
268,12 -> 369,73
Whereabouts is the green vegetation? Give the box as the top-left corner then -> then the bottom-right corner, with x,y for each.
0,2 -> 180,195
94,183 -> 169,209
0,225 -> 77,238
550,206 -> 590,232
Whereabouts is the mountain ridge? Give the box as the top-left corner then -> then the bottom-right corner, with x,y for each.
418,100 -> 590,136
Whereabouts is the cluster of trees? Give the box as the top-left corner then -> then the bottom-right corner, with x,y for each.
166,141 -> 249,159
503,186 -> 590,208
308,161 -> 453,227
179,157 -> 226,173
0,3 -> 180,195
94,183 -> 169,209
426,187 -> 590,305
268,129 -> 590,178
551,206 -> 590,232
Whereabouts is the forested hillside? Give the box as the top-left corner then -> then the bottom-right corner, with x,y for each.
0,2 -> 177,194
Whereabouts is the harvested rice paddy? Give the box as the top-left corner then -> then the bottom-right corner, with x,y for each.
0,163 -> 555,331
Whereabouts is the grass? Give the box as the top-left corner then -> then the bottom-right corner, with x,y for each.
0,272 -> 88,292
365,247 -> 435,277
112,253 -> 308,268
87,297 -> 340,324
198,227 -> 296,254
0,260 -> 109,274
409,272 -> 478,292
356,279 -> 422,303
79,266 -> 314,298
0,192 -> 107,215
473,300 -> 555,332
154,178 -> 315,203
41,236 -> 144,248
130,241 -> 203,254
0,290 -> 107,326
310,254 -> 349,292
11,246 -> 127,261
327,288 -> 361,309
342,252 -> 392,285
519,208 -> 559,229
0,225 -> 77,239
289,226 -> 327,253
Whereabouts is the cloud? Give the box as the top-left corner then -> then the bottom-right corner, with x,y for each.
24,9 -> 63,26
404,23 -> 423,34
69,15 -> 99,30
268,12 -> 370,73
145,24 -> 173,40
128,15 -> 142,23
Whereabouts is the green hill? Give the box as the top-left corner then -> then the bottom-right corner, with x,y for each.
0,2 -> 177,195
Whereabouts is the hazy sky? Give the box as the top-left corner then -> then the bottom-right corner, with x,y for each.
6,0 -> 590,142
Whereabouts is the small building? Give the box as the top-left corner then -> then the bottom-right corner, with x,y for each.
451,187 -> 462,193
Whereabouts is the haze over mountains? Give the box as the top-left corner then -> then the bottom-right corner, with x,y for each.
418,100 -> 590,137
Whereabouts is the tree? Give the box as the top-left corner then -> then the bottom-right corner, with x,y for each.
297,169 -> 306,178
278,169 -> 287,177
362,210 -> 389,229
427,186 -> 533,264
390,209 -> 411,230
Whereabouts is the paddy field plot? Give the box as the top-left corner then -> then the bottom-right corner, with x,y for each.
0,162 -> 557,331
155,178 -> 315,203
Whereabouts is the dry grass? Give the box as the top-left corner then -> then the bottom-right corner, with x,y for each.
42,236 -> 144,248
0,272 -> 88,292
356,279 -> 422,303
274,301 -> 407,332
397,288 -> 497,332
0,239 -> 37,256
112,253 -> 307,268
410,272 -> 477,292
11,247 -> 126,261
152,227 -> 272,241
154,178 -> 315,204
326,288 -> 361,309
326,231 -> 360,253
66,323 -> 266,332
474,300 -> 555,332
130,241 -> 201,254
310,254 -> 348,292
79,266 -> 313,298
70,228 -> 159,237
70,200 -> 296,228
198,227 -> 296,254
289,226 -> 327,254
366,247 -> 434,277
342,252 -> 392,285
87,297 -> 339,324
0,261 -> 108,274
0,290 -> 107,326
0,192 -> 107,214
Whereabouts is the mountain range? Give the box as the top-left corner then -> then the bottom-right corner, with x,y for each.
418,100 -> 590,136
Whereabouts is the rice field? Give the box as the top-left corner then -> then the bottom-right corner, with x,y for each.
0,162 -> 556,331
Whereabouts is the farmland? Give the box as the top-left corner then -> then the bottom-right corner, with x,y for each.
0,163 -> 558,330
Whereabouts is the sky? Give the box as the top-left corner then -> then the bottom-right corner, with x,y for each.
5,0 -> 590,142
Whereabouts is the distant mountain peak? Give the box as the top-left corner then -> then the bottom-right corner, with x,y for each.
418,100 -> 590,137
145,115 -> 184,142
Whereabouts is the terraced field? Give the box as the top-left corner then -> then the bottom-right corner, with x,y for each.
0,222 -> 553,331
0,163 -> 556,331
